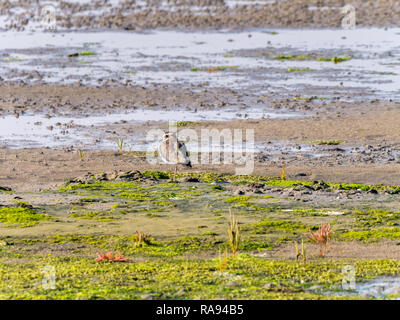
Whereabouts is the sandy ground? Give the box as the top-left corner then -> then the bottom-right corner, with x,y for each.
1,92 -> 400,191
2,149 -> 400,192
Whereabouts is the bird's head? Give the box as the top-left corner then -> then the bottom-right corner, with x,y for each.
163,132 -> 177,140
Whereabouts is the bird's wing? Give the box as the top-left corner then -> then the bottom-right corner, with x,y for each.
177,141 -> 191,165
159,137 -> 180,164
158,143 -> 168,163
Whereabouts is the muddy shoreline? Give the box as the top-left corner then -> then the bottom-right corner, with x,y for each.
1,0 -> 399,31
1,83 -> 391,117
1,82 -> 400,190
3,147 -> 400,192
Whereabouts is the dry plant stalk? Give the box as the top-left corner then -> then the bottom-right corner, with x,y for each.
77,149 -> 84,161
115,137 -> 124,152
227,209 -> 240,256
135,231 -> 151,247
295,239 -> 307,264
305,223 -> 333,256
280,163 -> 286,181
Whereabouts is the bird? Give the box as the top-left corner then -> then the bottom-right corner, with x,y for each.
158,131 -> 191,180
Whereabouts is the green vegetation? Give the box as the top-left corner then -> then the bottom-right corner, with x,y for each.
58,170 -> 400,196
305,140 -> 344,145
191,66 -> 238,72
3,57 -> 24,62
287,67 -> 313,72
339,228 -> 400,242
0,243 -> 398,299
0,206 -> 49,228
248,219 -> 309,234
293,96 -> 328,101
68,211 -> 115,222
317,56 -> 352,64
68,51 -> 97,57
176,121 -> 196,127
115,137 -> 124,152
275,54 -> 352,63
263,31 -> 278,35
142,171 -> 170,179
275,55 -> 312,61
79,51 -> 97,56
2,170 -> 400,299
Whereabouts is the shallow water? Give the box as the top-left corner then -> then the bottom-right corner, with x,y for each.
0,27 -> 399,149
0,28 -> 398,101
329,277 -> 400,299
0,107 -> 300,149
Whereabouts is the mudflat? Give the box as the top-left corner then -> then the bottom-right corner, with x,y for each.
1,0 -> 400,301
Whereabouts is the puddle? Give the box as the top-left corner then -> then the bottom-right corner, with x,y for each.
0,107 -> 301,149
328,277 -> 400,299
322,211 -> 345,216
258,142 -> 330,160
356,277 -> 400,298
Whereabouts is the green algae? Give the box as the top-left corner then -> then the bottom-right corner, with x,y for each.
0,206 -> 49,228
5,165 -> 400,300
0,247 -> 397,300
176,121 -> 196,127
142,171 -> 170,179
292,96 -> 328,101
305,140 -> 344,145
275,54 -> 352,63
287,67 -> 313,72
317,56 -> 352,63
338,228 -> 400,242
355,209 -> 400,228
67,51 -> 97,57
68,211 -> 116,222
191,65 -> 238,72
249,219 -> 309,234
275,55 -> 312,61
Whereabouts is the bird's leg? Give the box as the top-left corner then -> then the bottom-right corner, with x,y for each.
174,165 -> 177,182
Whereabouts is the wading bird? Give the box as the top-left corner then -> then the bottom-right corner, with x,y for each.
158,132 -> 191,180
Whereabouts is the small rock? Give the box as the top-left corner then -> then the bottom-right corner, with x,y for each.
141,294 -> 155,300
186,177 -> 200,182
117,170 -> 144,181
